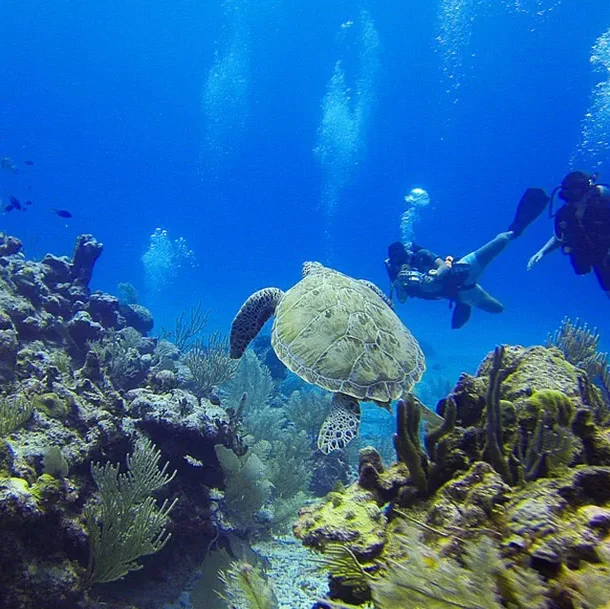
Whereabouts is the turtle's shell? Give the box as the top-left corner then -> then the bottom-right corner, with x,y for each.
271,264 -> 425,403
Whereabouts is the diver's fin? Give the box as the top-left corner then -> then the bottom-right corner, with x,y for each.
317,393 -> 361,454
508,188 -> 550,238
451,302 -> 472,329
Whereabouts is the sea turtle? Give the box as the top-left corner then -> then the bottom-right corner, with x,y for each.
229,262 -> 426,454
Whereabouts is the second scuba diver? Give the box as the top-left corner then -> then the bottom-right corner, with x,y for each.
527,171 -> 610,298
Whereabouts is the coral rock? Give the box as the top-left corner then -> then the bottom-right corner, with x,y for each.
0,312 -> 18,382
294,484 -> 387,560
70,233 -> 102,287
87,291 -> 125,330
0,233 -> 22,257
120,303 -> 154,334
66,311 -> 104,345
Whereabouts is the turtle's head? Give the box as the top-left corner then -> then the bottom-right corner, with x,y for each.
302,261 -> 326,278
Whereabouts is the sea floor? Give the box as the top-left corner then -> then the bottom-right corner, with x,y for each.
252,534 -> 328,608
163,533 -> 328,609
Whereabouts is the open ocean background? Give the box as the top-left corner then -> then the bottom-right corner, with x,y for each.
1,0 -> 609,393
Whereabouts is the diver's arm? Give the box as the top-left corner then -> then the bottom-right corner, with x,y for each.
433,260 -> 452,280
527,236 -> 560,270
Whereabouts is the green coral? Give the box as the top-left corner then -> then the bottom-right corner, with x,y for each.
0,395 -> 33,436
182,332 -> 238,398
393,395 -> 456,495
318,525 -> 547,609
219,559 -> 278,609
517,390 -> 575,480
214,444 -> 273,532
42,446 -> 69,478
50,350 -> 72,376
483,351 -> 577,485
371,530 -> 503,609
84,437 -> 177,586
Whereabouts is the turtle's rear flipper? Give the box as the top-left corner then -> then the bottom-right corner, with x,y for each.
317,393 -> 361,454
230,288 -> 283,358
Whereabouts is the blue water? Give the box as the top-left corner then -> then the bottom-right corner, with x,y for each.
1,0 -> 609,383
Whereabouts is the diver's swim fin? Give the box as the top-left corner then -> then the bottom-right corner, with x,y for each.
508,188 -> 550,238
451,302 -> 472,329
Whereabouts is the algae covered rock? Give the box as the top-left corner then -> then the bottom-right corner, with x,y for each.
294,484 -> 387,560
453,345 -> 604,427
304,344 -> 610,609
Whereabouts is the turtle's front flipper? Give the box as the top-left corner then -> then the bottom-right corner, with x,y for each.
230,288 -> 284,358
317,393 -> 361,454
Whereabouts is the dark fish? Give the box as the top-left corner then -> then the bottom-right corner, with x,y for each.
8,196 -> 22,211
53,208 -> 72,218
24,160 -> 34,166
24,200 -> 32,206
4,204 -> 14,213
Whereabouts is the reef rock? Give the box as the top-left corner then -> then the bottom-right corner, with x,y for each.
0,233 -> 242,609
296,344 -> 610,609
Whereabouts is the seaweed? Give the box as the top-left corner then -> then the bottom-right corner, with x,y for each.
84,438 -> 177,585
219,559 -> 278,609
183,331 -> 238,398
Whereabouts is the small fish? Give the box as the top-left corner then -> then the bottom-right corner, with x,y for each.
8,196 -> 22,211
24,200 -> 32,206
24,160 -> 34,166
53,208 -> 72,218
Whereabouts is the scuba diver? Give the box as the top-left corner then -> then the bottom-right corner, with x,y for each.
527,171 -> 610,298
386,233 -> 512,329
386,188 -> 550,328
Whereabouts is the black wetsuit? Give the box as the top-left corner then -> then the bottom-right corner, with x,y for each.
554,188 -> 610,291
387,245 -> 460,301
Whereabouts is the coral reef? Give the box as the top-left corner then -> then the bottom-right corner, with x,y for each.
295,344 -> 610,608
0,233 -> 243,609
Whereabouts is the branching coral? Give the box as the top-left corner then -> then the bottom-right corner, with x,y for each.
548,317 -> 610,418
160,302 -> 209,352
224,350 -> 275,418
0,394 -> 33,436
219,559 -> 278,609
183,331 -> 238,398
548,316 -> 601,368
85,438 -> 177,585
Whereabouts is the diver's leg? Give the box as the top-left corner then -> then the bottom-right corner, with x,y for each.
593,264 -> 610,299
458,232 -> 513,284
458,284 -> 504,313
